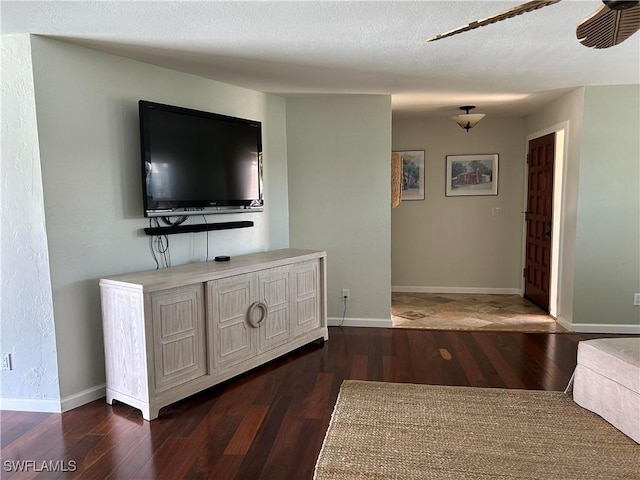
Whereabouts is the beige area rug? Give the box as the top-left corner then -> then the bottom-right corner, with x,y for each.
392,292 -> 566,332
314,381 -> 639,480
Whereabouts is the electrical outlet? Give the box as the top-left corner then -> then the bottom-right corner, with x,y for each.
342,289 -> 350,301
634,293 -> 640,306
1,353 -> 12,371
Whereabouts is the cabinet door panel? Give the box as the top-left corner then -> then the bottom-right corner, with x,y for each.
151,284 -> 206,392
261,306 -> 289,349
293,261 -> 321,336
208,274 -> 256,369
161,337 -> 197,375
257,267 -> 291,352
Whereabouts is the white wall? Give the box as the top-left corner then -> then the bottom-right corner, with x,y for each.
286,95 -> 392,325
23,36 -> 289,403
391,115 -> 525,291
573,85 -> 640,328
1,36 -> 61,410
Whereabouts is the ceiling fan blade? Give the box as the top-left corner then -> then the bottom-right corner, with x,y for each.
426,0 -> 562,43
576,3 -> 640,48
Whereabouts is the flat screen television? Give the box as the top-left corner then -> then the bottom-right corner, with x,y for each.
139,100 -> 263,217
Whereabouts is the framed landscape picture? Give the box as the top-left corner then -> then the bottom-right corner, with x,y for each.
395,150 -> 425,201
446,154 -> 498,196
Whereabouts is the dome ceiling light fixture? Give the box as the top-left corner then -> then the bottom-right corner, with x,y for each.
452,106 -> 486,132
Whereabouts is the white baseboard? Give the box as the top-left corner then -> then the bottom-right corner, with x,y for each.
556,317 -> 640,334
555,316 -> 573,331
0,397 -> 62,413
61,384 -> 106,412
0,384 -> 106,414
328,317 -> 392,328
392,286 -> 520,295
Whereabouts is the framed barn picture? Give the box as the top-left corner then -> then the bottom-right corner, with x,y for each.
446,154 -> 498,196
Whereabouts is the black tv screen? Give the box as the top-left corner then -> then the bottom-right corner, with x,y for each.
139,100 -> 263,217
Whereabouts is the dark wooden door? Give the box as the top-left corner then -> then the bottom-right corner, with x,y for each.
524,133 -> 555,312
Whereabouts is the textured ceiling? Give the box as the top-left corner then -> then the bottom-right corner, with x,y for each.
2,0 -> 639,117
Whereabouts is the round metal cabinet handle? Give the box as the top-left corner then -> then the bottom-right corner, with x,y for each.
247,301 -> 268,328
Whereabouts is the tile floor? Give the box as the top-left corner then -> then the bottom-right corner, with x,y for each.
392,292 -> 567,332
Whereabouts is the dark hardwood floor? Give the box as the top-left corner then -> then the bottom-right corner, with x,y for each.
0,327 -> 617,479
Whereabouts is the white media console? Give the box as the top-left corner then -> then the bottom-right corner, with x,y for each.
99,249 -> 328,420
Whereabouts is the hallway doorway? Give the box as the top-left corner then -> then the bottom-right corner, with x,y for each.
523,124 -> 567,319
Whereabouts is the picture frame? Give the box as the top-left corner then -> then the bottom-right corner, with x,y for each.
394,150 -> 425,201
445,154 -> 498,196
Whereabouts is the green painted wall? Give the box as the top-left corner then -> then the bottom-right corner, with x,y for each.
287,95 -> 392,323
573,85 -> 640,326
29,37 -> 290,399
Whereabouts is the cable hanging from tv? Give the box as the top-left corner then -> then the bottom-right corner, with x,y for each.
161,215 -> 188,227
149,218 -> 171,268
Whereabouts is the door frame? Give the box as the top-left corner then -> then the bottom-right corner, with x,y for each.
521,121 -> 569,318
